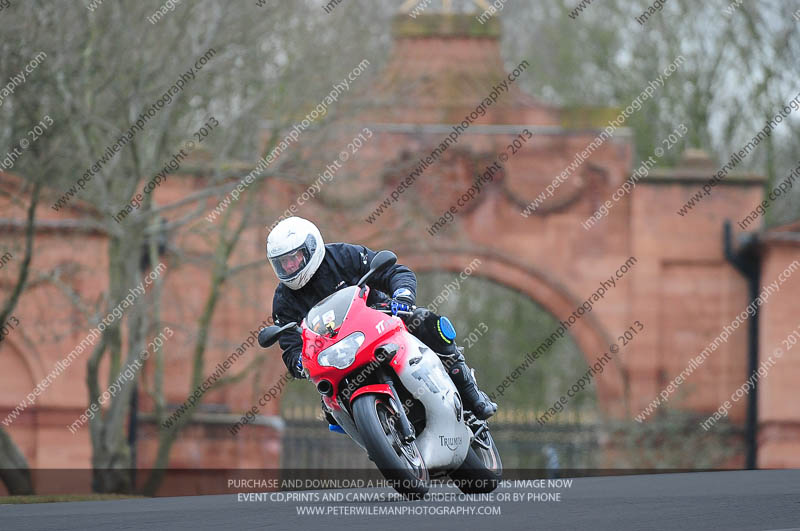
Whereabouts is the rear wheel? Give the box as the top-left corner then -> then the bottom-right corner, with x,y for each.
352,394 -> 428,498
449,423 -> 502,494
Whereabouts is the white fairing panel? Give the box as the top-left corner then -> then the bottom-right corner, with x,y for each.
395,335 -> 473,471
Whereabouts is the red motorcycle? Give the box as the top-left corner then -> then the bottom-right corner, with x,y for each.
259,251 -> 502,497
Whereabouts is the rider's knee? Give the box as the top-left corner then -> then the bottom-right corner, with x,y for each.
407,307 -> 432,334
408,308 -> 459,354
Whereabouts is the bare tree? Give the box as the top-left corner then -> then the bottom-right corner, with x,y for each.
0,181 -> 40,495
1,0 -> 389,494
502,0 -> 800,225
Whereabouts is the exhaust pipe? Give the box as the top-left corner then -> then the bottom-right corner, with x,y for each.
317,380 -> 333,397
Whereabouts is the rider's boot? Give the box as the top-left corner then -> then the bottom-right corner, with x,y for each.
439,344 -> 497,420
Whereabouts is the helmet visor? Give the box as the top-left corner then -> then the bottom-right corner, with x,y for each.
269,234 -> 316,281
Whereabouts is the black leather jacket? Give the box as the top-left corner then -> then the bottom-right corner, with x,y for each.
271,243 -> 416,376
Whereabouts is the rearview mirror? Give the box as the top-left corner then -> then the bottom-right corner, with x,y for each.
370,250 -> 397,273
258,322 -> 297,348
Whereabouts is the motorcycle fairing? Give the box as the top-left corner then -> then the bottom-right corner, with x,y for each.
302,285 -> 472,470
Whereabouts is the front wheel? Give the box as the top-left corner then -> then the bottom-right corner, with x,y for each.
352,394 -> 428,498
449,425 -> 502,494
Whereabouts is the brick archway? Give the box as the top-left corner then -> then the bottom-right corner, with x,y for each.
270,11 -> 769,439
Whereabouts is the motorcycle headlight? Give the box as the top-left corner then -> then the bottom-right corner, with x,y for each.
317,332 -> 365,369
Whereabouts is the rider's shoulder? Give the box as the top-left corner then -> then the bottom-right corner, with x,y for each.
325,242 -> 369,262
325,241 -> 362,253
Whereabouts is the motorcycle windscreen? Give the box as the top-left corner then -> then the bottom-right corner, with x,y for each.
306,285 -> 358,336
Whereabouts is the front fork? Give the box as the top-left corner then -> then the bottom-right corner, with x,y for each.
467,416 -> 491,450
379,371 -> 416,443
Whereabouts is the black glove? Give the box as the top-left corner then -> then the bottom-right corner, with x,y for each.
289,353 -> 305,379
391,288 -> 415,315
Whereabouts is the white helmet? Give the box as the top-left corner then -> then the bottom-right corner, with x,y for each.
266,217 -> 325,290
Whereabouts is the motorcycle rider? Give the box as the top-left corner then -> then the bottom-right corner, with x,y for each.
267,216 -> 496,420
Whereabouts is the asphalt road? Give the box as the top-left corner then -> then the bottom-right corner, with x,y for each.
3,470 -> 799,531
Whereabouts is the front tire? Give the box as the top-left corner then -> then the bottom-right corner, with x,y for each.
449,426 -> 502,494
352,394 -> 428,498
